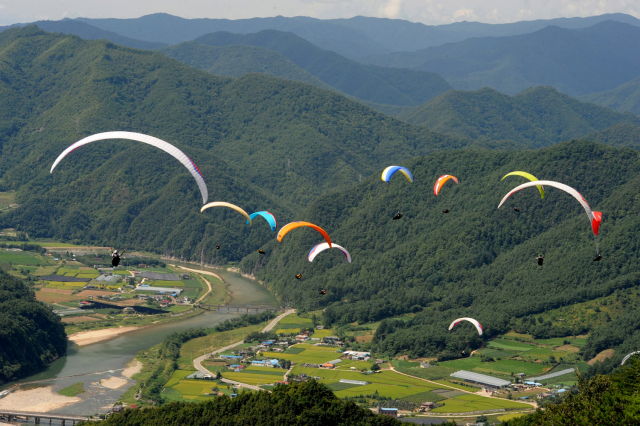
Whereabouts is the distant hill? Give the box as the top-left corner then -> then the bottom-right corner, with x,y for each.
158,41 -> 335,92
73,13 -> 640,60
398,87 -> 640,147
362,21 -> 640,97
583,123 -> 640,149
0,19 -> 166,50
194,30 -> 452,106
582,76 -> 640,116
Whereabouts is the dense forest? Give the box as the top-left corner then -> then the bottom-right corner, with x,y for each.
398,86 -> 640,147
240,140 -> 640,360
0,26 -> 468,263
0,269 -> 67,384
505,359 -> 640,425
87,380 -> 406,426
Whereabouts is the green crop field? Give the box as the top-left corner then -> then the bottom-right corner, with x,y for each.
476,348 -> 517,359
336,361 -> 373,371
333,383 -> 427,399
241,367 -> 284,376
182,279 -> 202,288
284,347 -> 305,355
401,391 -> 446,403
396,366 -> 456,381
76,273 -> 99,278
33,241 -> 83,247
312,329 -> 334,338
476,359 -> 550,376
223,372 -> 280,386
165,370 -> 192,387
488,341 -> 535,352
279,315 -> 313,324
432,380 -> 479,391
438,357 -> 485,370
261,350 -> 335,365
504,332 -> 535,341
172,379 -> 218,397
295,343 -> 340,352
0,250 -> 44,265
430,394 -> 532,413
276,328 -> 300,335
518,347 -> 569,362
151,280 -> 185,287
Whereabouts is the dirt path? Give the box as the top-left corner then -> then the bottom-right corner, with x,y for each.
194,273 -> 212,304
193,309 -> 295,391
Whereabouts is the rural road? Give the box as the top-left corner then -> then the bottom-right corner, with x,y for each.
171,265 -> 216,304
193,309 -> 295,391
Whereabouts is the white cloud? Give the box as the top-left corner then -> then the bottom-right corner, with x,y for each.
453,7 -> 477,20
381,0 -> 403,18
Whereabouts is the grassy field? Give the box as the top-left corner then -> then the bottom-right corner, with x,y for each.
438,357 -> 485,371
395,365 -> 457,381
223,372 -> 281,386
432,380 -> 480,392
165,370 -> 192,387
312,329 -> 334,338
488,339 -> 537,351
58,382 -> 85,397
476,359 -> 550,376
179,323 -> 264,365
430,394 -> 531,413
0,250 -> 46,265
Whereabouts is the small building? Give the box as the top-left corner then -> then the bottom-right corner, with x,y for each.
123,307 -> 135,314
252,360 -> 266,366
321,363 -> 335,369
376,403 -> 398,418
181,273 -> 190,279
112,404 -> 124,413
315,325 -> 324,330
339,379 -> 368,386
375,359 -> 385,364
516,373 -> 527,377
420,361 -> 431,368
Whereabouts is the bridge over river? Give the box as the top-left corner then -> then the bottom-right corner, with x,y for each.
0,410 -> 91,425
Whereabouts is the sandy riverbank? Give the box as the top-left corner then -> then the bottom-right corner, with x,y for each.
122,359 -> 142,378
0,386 -> 80,412
100,377 -> 129,389
68,326 -> 140,346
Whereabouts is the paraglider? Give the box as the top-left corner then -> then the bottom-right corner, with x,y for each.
110,248 -> 125,267
50,132 -> 209,204
319,289 -> 327,295
514,207 -> 520,212
258,249 -> 266,255
593,255 -> 602,262
502,171 -> 545,199
537,255 -> 544,266
442,209 -> 449,214
308,243 -> 352,263
201,202 -> 252,224
434,175 -> 459,196
216,245 -> 221,250
621,351 -> 640,366
381,166 -> 413,183
448,318 -> 483,336
247,212 -> 277,231
277,222 -> 332,247
295,274 -> 302,280
498,180 -> 603,255
393,212 -> 403,220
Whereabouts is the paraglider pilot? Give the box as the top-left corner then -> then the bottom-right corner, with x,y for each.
392,212 -> 403,220
536,255 -> 544,266
110,248 -> 125,267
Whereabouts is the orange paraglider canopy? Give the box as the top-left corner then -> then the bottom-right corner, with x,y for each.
277,222 -> 332,247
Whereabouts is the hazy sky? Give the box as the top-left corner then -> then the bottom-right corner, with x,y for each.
1,0 -> 639,26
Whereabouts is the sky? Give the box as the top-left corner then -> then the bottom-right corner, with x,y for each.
1,0 -> 639,26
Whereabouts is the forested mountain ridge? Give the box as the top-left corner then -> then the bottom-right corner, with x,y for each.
240,140 -> 640,359
361,21 -> 640,97
0,26 -> 469,262
397,86 -> 640,147
582,76 -> 640,117
193,30 -> 452,107
158,41 -> 335,92
0,269 -> 67,384
0,19 -> 166,50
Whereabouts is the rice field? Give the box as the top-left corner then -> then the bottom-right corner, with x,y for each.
223,372 -> 280,385
165,370 -> 192,387
0,250 -> 44,265
430,394 -> 531,413
312,329 -> 334,338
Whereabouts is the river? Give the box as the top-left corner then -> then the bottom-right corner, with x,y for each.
0,266 -> 279,416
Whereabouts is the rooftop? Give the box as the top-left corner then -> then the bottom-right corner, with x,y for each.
450,370 -> 511,387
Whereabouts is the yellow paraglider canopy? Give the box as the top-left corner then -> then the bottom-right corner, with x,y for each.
201,202 -> 252,224
502,171 -> 545,199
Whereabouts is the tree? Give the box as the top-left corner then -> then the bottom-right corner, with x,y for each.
371,363 -> 381,372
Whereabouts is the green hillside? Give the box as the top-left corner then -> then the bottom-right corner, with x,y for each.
582,76 -> 640,116
240,141 -> 640,359
194,30 -> 452,106
0,20 -> 167,50
0,26 -> 467,262
0,268 -> 67,384
362,21 -> 640,97
158,41 -> 335,92
584,123 -> 640,150
398,87 -> 640,147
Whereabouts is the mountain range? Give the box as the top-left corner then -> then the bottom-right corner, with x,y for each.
361,21 -> 640,97
74,13 -> 640,61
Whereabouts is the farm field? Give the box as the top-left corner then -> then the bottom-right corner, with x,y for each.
430,394 -> 532,413
0,250 -> 47,265
475,359 -> 550,376
223,371 -> 282,386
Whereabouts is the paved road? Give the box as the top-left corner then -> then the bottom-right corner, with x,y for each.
193,309 -> 295,391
